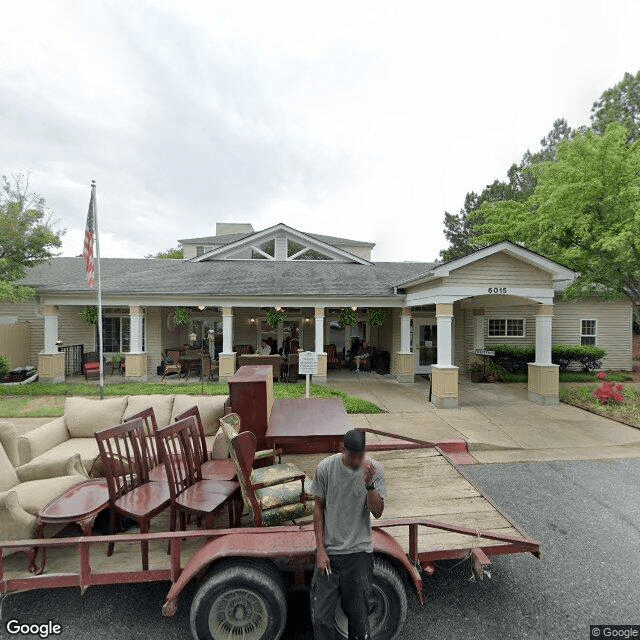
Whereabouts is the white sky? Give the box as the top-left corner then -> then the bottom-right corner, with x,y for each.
1,0 -> 639,262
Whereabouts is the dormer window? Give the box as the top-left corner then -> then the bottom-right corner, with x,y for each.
196,245 -> 213,256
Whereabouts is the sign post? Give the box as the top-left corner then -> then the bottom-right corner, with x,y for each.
474,348 -> 495,380
298,351 -> 319,399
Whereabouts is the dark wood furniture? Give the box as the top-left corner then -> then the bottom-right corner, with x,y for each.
155,416 -> 241,531
81,352 -> 105,380
227,365 -> 274,450
94,418 -> 171,570
123,407 -> 166,482
266,397 -> 351,454
325,344 -> 341,368
34,478 -> 110,574
237,354 -> 282,380
234,344 -> 254,355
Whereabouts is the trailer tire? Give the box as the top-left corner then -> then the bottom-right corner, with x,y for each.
334,556 -> 408,640
190,559 -> 287,640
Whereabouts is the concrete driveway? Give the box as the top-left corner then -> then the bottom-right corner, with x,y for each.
329,373 -> 640,463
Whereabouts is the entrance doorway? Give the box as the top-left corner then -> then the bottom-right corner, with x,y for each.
414,319 -> 437,374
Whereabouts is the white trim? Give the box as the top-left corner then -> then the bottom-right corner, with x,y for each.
190,223 -> 372,265
396,241 -> 576,288
404,286 -> 555,306
580,318 -> 598,345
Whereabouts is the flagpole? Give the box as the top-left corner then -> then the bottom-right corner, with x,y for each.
92,180 -> 105,399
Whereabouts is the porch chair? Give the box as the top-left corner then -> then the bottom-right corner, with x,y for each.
94,418 -> 171,570
219,414 -> 313,526
155,416 -> 241,532
325,344 -> 340,369
161,351 -> 182,381
82,352 -> 105,380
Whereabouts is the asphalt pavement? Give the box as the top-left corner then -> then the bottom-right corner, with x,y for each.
2,459 -> 638,640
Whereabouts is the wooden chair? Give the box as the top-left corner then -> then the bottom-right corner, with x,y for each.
161,351 -> 182,381
155,417 -> 240,532
325,344 -> 341,369
124,407 -> 167,483
94,418 -> 171,570
219,414 -> 313,526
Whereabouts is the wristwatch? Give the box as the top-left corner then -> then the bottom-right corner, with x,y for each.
365,483 -> 376,491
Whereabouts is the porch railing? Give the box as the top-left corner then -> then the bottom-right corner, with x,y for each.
58,344 -> 84,376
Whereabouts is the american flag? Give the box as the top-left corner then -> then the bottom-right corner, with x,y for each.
82,184 -> 96,288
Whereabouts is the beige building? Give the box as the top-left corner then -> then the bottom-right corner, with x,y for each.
0,223 -> 633,407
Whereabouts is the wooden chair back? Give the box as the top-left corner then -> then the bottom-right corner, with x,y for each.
124,407 -> 160,469
229,430 -> 261,523
94,418 -> 150,503
174,405 -> 208,464
155,416 -> 200,501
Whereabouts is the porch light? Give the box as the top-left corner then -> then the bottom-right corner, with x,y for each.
198,304 -> 205,311
275,306 -> 282,311
250,318 -> 255,323
188,332 -> 197,343
351,306 -> 358,311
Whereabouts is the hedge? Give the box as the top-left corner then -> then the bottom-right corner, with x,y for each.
486,344 -> 607,373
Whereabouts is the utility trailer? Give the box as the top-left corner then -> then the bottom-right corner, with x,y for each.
0,431 -> 540,640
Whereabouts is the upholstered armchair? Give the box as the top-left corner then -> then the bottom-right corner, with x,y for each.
0,421 -> 89,544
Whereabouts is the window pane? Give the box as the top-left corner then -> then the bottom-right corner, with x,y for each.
581,320 -> 596,336
99,317 -> 120,352
293,248 -> 332,260
258,239 -> 275,257
121,317 -> 130,352
488,319 -> 505,336
581,336 -> 596,346
251,250 -> 268,259
287,240 -> 305,257
506,319 -> 524,336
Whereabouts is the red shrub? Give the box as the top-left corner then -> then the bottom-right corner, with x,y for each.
596,371 -> 607,380
593,381 -> 625,405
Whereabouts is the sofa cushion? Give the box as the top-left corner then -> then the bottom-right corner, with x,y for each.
0,441 -> 19,491
65,396 -> 128,438
171,395 -> 228,436
0,421 -> 19,468
123,395 -> 175,428
12,475 -> 87,516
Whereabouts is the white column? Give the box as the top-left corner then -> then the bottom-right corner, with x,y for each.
534,304 -> 554,365
473,309 -> 485,351
222,307 -> 234,353
314,307 -> 325,354
435,303 -> 454,367
129,305 -> 144,354
42,306 -> 59,354
400,307 -> 412,353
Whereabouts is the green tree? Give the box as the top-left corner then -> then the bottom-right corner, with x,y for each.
145,247 -> 183,259
0,173 -> 64,302
591,71 -> 640,143
474,124 -> 640,309
440,118 -> 573,261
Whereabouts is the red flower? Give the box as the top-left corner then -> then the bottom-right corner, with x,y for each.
596,372 -> 607,380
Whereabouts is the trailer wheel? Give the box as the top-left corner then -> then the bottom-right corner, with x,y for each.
190,559 -> 287,640
334,556 -> 408,640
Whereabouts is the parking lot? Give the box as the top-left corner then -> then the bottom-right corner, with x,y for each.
3,458 -> 638,640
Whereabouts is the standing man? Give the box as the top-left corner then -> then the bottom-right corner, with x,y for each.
310,429 -> 386,640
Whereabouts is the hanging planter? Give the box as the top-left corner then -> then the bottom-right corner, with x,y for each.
266,308 -> 285,328
173,307 -> 192,327
366,308 -> 385,326
81,306 -> 98,325
338,307 -> 358,327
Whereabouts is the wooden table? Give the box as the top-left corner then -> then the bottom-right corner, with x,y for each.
34,479 -> 110,574
265,397 -> 351,454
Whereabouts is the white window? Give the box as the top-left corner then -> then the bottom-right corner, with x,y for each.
97,308 -> 145,353
487,318 -> 525,338
581,319 -> 597,345
195,245 -> 213,256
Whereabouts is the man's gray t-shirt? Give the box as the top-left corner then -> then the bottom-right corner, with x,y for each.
310,454 -> 386,555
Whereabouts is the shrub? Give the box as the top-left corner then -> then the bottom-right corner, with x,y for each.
0,355 -> 10,378
593,380 -> 625,405
486,343 -> 608,373
551,344 -> 607,371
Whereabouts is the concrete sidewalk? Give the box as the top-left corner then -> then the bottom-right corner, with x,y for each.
330,372 -> 640,463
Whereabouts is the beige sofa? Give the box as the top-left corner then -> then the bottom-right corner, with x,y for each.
0,421 -> 89,543
17,394 -> 229,473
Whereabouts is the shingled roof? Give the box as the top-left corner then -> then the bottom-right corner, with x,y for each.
22,257 -> 435,297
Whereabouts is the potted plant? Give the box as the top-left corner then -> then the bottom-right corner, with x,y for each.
366,308 -> 385,327
469,360 -> 484,383
485,361 -> 501,383
173,307 -> 192,327
338,307 -> 358,327
112,353 -> 122,369
266,308 -> 285,328
81,306 -> 98,324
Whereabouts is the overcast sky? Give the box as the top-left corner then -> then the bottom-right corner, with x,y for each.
1,0 -> 639,262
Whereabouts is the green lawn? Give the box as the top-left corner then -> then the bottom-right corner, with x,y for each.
0,382 -> 382,417
498,371 -> 633,383
560,385 -> 640,429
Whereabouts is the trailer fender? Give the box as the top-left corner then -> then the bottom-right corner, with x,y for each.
163,528 -> 423,616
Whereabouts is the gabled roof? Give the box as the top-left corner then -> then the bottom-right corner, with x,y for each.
21,257 -> 434,297
189,223 -> 373,265
178,229 -> 375,248
394,241 -> 577,289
